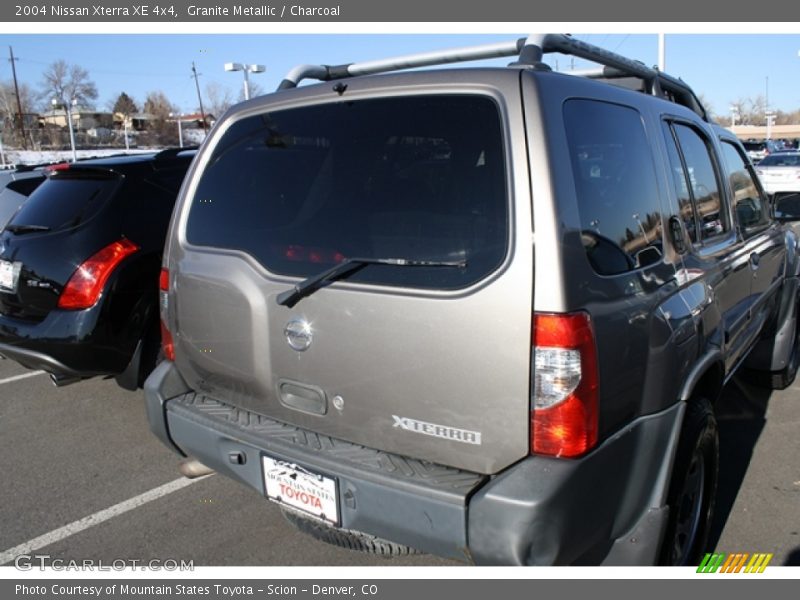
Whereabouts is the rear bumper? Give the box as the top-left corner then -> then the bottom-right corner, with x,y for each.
0,302 -> 133,381
145,361 -> 684,565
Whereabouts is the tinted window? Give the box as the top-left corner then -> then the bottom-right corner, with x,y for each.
669,123 -> 727,243
8,173 -> 118,232
663,125 -> 698,244
187,95 -> 507,290
720,141 -> 769,235
564,99 -> 664,275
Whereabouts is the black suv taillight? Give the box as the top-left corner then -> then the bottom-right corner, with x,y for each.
58,239 -> 139,310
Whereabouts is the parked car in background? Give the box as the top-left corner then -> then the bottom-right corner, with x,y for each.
755,151 -> 800,196
0,148 -> 194,389
145,35 -> 800,566
742,139 -> 780,163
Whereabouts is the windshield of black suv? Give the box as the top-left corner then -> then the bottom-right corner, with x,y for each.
186,94 -> 508,291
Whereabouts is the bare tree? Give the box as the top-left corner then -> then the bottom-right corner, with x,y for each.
204,82 -> 234,119
143,90 -> 177,120
238,80 -> 265,101
141,90 -> 180,146
746,95 -> 767,124
0,80 -> 36,146
39,59 -> 98,106
696,93 -> 715,122
729,98 -> 748,126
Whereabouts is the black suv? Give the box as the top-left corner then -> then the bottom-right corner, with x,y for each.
0,149 -> 194,388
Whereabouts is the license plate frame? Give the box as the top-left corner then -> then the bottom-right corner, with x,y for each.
262,455 -> 339,525
0,260 -> 20,293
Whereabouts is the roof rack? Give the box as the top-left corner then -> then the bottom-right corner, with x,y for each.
277,33 -> 708,121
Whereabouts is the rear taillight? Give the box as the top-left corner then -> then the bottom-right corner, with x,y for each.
57,239 -> 139,310
531,312 -> 599,458
159,267 -> 175,361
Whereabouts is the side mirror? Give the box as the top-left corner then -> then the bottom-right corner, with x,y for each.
774,193 -> 800,222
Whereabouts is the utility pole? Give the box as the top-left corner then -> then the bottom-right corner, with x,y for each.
191,62 -> 208,134
8,46 -> 27,149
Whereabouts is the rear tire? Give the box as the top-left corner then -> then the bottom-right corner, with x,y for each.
659,398 -> 719,566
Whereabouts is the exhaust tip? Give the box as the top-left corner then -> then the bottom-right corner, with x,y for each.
49,373 -> 81,387
179,458 -> 215,479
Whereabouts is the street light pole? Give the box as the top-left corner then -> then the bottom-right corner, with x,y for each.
730,105 -> 739,128
224,62 -> 266,101
169,112 -> 184,148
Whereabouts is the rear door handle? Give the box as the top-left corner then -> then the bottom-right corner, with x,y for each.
749,252 -> 760,270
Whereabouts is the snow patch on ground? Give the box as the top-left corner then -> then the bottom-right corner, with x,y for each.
1,148 -> 164,168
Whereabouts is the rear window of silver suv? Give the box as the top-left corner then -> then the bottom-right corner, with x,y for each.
185,94 -> 508,290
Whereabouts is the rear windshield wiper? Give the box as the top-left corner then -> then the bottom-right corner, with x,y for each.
4,224 -> 51,234
276,257 -> 467,308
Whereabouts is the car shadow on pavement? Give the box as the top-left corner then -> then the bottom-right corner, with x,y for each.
706,376 -> 771,552
784,548 -> 800,566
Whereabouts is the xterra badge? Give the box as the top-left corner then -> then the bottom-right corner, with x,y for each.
392,415 -> 482,445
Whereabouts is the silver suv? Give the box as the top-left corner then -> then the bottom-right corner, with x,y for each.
145,34 -> 800,565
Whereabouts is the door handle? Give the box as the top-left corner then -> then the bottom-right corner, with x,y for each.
749,252 -> 760,270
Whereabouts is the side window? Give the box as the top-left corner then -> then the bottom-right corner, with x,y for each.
667,123 -> 728,244
663,125 -> 698,244
564,99 -> 664,276
719,141 -> 770,236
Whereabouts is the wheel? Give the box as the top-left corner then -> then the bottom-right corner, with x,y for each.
659,398 -> 719,566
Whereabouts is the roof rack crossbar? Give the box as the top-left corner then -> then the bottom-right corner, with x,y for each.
277,33 -> 708,121
277,38 -> 525,90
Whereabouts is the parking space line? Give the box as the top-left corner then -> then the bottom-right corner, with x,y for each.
0,475 -> 212,566
0,371 -> 45,386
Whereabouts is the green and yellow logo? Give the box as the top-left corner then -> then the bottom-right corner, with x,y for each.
697,552 -> 773,573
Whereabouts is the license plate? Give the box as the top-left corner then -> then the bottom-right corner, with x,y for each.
262,455 -> 338,524
0,260 -> 19,292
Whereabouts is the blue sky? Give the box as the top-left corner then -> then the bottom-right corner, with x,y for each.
2,34 -> 800,118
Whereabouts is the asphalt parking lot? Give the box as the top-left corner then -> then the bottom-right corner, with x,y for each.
0,356 -> 798,568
